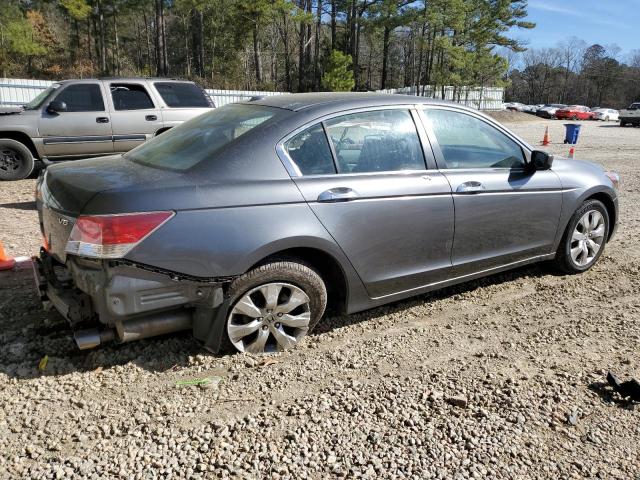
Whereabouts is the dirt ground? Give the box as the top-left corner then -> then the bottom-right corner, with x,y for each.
1,118 -> 639,479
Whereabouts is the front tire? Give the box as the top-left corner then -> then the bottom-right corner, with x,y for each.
554,200 -> 609,274
0,139 -> 34,181
223,259 -> 327,353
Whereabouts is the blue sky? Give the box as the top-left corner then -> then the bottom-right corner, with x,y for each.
510,0 -> 640,58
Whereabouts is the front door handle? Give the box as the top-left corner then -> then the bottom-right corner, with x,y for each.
145,115 -> 158,121
317,187 -> 359,203
96,117 -> 109,123
456,181 -> 486,194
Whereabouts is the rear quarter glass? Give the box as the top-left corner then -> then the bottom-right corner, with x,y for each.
154,82 -> 211,108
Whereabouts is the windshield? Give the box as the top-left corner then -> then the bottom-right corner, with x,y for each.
24,84 -> 60,110
126,104 -> 277,171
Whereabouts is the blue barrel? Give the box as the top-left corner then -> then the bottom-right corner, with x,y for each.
564,124 -> 582,144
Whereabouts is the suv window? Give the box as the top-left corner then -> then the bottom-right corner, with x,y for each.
111,83 -> 155,110
324,110 -> 425,173
154,82 -> 211,108
284,124 -> 336,175
425,109 -> 525,169
55,84 -> 104,112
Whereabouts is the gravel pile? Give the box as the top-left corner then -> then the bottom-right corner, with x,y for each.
1,119 -> 639,479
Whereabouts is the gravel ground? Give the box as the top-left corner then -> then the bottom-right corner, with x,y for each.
1,119 -> 639,479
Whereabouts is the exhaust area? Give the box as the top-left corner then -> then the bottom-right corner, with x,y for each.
74,309 -> 192,350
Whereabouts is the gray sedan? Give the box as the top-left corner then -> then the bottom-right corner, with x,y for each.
34,93 -> 620,354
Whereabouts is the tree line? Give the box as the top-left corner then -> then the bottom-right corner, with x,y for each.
505,38 -> 640,109
1,0 -> 534,94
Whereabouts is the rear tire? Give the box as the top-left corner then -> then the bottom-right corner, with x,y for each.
554,199 -> 609,274
222,259 -> 327,354
0,139 -> 34,181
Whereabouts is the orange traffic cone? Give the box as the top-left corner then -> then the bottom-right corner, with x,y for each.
568,147 -> 575,158
542,126 -> 550,146
0,241 -> 16,271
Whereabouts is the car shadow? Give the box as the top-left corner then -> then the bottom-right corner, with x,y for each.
0,261 -> 556,380
0,200 -> 37,211
587,381 -> 638,409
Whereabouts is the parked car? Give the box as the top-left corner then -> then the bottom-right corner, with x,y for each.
0,78 -> 214,181
33,93 -> 620,354
592,108 -> 619,122
619,102 -> 640,126
536,104 -> 567,119
555,105 -> 596,121
505,102 -> 525,111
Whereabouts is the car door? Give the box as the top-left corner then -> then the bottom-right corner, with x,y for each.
420,107 -> 563,275
106,81 -> 163,152
280,108 -> 455,299
38,82 -> 113,158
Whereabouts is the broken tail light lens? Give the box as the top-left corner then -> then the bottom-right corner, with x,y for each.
65,211 -> 174,259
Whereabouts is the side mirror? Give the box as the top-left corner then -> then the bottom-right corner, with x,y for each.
46,100 -> 67,114
530,150 -> 554,171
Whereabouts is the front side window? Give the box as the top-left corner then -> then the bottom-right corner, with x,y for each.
425,109 -> 525,170
111,83 -> 155,110
154,82 -> 211,108
284,124 -> 336,175
126,104 -> 276,171
55,84 -> 104,112
324,110 -> 425,173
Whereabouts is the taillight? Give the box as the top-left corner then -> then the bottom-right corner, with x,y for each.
65,211 -> 174,259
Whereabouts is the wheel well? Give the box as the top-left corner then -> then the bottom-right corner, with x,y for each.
587,192 -> 616,240
253,247 -> 348,315
0,131 -> 39,159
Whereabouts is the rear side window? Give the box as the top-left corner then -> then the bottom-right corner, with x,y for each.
55,84 -> 104,112
111,83 -> 155,110
425,109 -> 525,170
284,124 -> 336,175
324,110 -> 425,173
155,82 -> 211,108
126,104 -> 275,171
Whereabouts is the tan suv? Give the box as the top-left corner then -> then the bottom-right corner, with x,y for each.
0,78 -> 214,180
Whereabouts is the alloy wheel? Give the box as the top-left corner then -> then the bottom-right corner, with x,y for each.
0,147 -> 21,174
227,282 -> 311,353
570,210 -> 606,267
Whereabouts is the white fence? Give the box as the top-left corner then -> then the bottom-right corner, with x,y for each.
377,86 -> 504,110
0,78 -> 54,106
0,78 -> 503,110
206,88 -> 287,106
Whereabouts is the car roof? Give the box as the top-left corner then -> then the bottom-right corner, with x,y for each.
243,92 -> 471,113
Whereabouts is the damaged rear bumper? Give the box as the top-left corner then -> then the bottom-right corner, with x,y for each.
32,249 -> 231,351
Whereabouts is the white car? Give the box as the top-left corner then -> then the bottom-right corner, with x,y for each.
592,108 -> 619,121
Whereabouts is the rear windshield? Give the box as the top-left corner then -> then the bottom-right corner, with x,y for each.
154,82 -> 211,108
126,104 -> 276,171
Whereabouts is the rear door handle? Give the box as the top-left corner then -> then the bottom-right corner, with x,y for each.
317,187 -> 359,203
456,181 -> 486,194
96,117 -> 109,123
145,115 -> 158,121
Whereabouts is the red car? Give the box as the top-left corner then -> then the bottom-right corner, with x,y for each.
555,105 -> 596,120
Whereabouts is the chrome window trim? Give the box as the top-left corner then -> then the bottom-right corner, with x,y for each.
276,105 -> 430,178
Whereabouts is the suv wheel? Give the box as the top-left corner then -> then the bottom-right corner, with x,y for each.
223,259 -> 327,353
0,139 -> 34,181
554,199 -> 609,274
